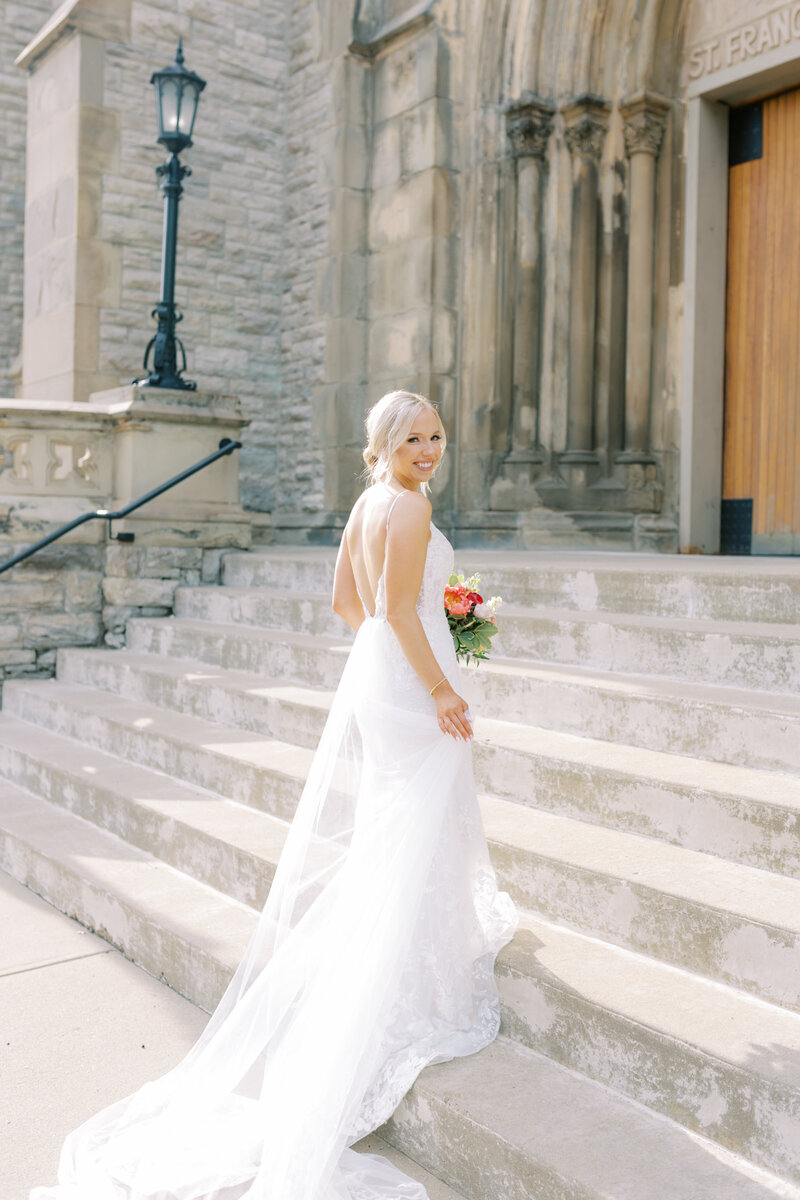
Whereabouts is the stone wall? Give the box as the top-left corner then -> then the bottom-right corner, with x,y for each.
0,381 -> 250,692
265,0 -> 690,550
0,542 -> 224,697
0,546 -> 101,687
0,0 -> 59,397
277,0 -> 331,516
9,0 -> 762,555
98,0 -> 289,513
9,0 -> 335,520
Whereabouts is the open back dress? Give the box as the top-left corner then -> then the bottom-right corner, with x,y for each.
33,494 -> 517,1200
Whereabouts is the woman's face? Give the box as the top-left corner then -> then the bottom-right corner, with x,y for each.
391,407 -> 444,490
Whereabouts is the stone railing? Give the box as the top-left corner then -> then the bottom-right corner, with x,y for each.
0,385 -> 252,688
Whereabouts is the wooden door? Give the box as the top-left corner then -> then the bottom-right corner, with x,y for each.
723,88 -> 800,555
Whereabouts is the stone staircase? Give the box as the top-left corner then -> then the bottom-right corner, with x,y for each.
3,547 -> 800,1199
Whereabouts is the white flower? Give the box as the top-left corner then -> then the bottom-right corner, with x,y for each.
475,596 -> 503,620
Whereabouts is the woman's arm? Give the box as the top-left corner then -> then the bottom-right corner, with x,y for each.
384,493 -> 472,742
332,533 -> 365,633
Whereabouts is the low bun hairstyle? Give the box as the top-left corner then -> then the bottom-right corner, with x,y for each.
362,390 -> 446,493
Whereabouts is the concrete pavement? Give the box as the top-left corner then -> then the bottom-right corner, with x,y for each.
1,870 -> 465,1200
1,870 -> 208,1200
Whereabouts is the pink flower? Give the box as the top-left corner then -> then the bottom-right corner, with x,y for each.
444,585 -> 470,615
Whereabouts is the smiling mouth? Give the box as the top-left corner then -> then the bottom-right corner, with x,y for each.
414,461 -> 434,470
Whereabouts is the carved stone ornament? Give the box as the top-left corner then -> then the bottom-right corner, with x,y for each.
620,91 -> 670,158
506,96 -> 556,160
0,438 -> 32,482
562,95 -> 610,160
46,439 -> 99,488
622,109 -> 667,156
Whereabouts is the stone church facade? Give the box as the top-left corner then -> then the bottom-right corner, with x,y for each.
2,0 -> 799,555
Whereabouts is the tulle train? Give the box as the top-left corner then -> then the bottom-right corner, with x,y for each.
32,615 -> 517,1200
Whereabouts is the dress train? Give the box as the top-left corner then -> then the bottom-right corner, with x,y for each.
31,516 -> 517,1200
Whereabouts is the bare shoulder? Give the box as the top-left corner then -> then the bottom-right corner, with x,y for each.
390,490 -> 432,531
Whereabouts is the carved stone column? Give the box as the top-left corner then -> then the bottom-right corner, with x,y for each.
618,91 -> 670,463
505,96 -> 555,466
561,95 -> 610,463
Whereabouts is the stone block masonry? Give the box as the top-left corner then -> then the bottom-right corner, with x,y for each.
278,0 -> 331,516
0,542 -> 226,696
0,1 -> 60,397
98,0 -> 289,514
6,0 -> 705,550
100,544 -> 224,648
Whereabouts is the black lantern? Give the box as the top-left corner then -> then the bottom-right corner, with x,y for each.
137,39 -> 206,391
151,38 -> 205,155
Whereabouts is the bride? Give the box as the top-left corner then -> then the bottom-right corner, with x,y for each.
32,390 -> 517,1200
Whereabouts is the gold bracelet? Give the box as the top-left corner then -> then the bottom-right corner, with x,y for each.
429,676 -> 447,696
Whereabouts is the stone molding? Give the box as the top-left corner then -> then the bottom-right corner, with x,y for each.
505,95 -> 556,160
15,0 -> 131,73
0,387 -> 251,545
349,0 -> 435,60
620,91 -> 671,158
562,94 -> 611,160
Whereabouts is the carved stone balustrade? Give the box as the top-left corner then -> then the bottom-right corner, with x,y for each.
0,387 -> 251,549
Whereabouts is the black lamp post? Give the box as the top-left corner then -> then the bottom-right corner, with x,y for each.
138,39 -> 206,391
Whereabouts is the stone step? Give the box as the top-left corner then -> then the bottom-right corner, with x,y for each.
351,1136 -> 468,1200
222,547 -> 336,593
221,547 -> 800,624
500,912 -> 800,1183
298,588 -> 798,696
0,782 -> 249,1013
3,771 -> 800,1184
176,583 -> 800,693
495,605 -> 800,693
58,646 -> 334,759
3,677 -> 311,823
481,790 -> 800,1012
0,713 -> 289,910
56,649 -> 800,877
383,1036 -> 800,1200
5,678 -> 800,1008
123,617 -> 800,772
174,584 -> 352,638
126,615 -> 350,685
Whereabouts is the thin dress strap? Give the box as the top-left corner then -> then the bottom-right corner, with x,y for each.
385,490 -> 404,533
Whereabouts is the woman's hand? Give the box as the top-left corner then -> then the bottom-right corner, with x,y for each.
435,682 -> 473,741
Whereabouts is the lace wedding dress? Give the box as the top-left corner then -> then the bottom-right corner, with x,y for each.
32,502 -> 517,1200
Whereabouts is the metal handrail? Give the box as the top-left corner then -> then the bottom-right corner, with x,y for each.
0,437 -> 242,576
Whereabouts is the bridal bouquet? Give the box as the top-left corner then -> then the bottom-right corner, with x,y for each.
444,572 -> 502,665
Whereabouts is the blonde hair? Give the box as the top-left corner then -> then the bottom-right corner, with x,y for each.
362,390 -> 446,492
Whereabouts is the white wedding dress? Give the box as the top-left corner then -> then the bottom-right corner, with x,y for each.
32,501 -> 517,1200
